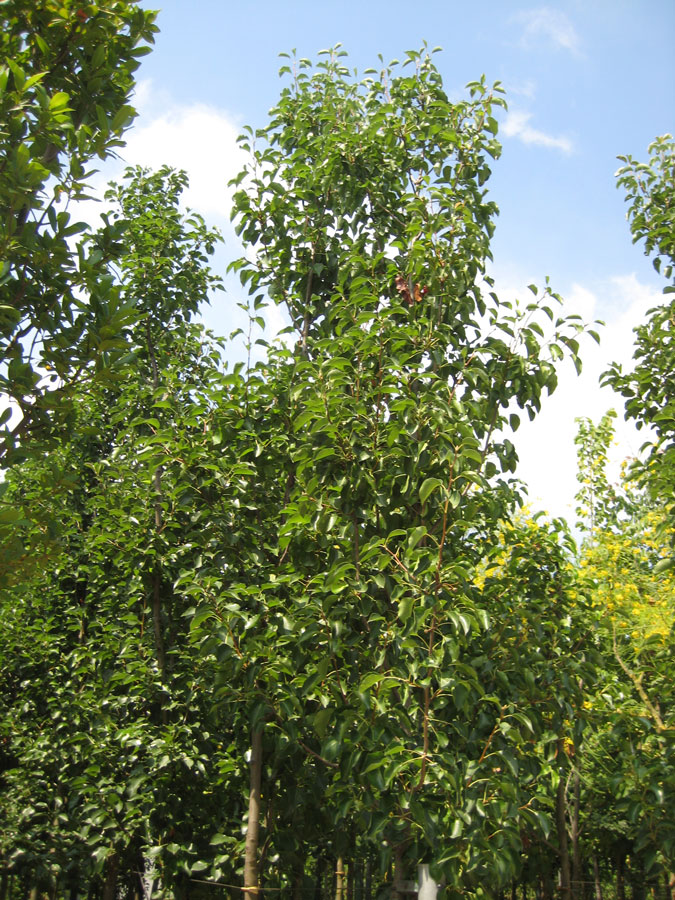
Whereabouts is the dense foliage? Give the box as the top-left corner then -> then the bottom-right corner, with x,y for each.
0,0 -> 157,463
0,22 -> 672,900
603,135 -> 675,559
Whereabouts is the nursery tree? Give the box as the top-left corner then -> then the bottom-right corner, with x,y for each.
205,45 -> 596,893
0,166 -> 227,897
0,0 -> 157,463
604,135 -> 675,549
573,414 -> 674,890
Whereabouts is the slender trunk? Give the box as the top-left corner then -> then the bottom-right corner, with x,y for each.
668,873 -> 675,900
392,847 -> 404,900
542,865 -> 554,900
630,861 -> 645,900
571,769 -> 581,900
592,856 -> 603,900
353,859 -> 363,900
313,857 -> 324,900
616,854 -> 626,900
511,881 -> 517,900
102,854 -> 119,900
244,727 -> 263,900
292,855 -> 304,900
364,858 -> 372,900
335,858 -> 344,900
347,859 -> 354,900
556,744 -> 572,900
0,872 -> 8,900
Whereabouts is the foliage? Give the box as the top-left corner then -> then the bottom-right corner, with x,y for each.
603,136 -> 675,554
573,413 -> 675,882
0,167 -> 228,891
4,39 -> 668,900
0,0 -> 158,463
215,45 -> 596,892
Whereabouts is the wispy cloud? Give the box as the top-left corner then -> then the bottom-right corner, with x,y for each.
514,7 -> 581,55
507,78 -> 537,101
502,110 -> 574,154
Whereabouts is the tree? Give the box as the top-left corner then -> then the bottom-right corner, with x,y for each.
209,45 -> 595,894
2,44 -> 601,899
0,0 -> 157,464
570,413 -> 674,895
0,166 -> 228,897
603,135 -> 675,557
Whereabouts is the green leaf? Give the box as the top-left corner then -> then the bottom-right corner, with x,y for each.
419,477 -> 443,504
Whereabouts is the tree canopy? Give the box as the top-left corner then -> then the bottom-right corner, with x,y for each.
0,31 -> 673,900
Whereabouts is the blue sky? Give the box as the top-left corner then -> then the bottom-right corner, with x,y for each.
98,0 -> 675,523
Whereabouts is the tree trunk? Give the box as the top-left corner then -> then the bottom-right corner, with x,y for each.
571,769 -> 582,900
616,853 -> 626,900
556,746 -> 572,900
313,857 -> 324,900
353,859 -> 363,900
630,861 -> 645,900
364,858 -> 372,900
592,856 -> 603,900
292,855 -> 305,900
335,857 -> 344,900
392,846 -> 404,900
102,854 -> 119,900
244,727 -> 263,900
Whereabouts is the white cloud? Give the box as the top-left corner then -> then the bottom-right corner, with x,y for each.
509,274 -> 662,522
502,110 -> 574,154
514,7 -> 581,54
119,86 -> 247,220
506,78 -> 537,101
75,79 -> 247,230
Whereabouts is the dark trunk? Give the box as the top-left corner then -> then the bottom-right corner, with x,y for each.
364,858 -> 372,900
102,854 -> 119,900
313,857 -> 324,900
630,860 -> 645,900
292,855 -> 305,900
353,859 -> 363,900
571,769 -> 582,900
616,853 -> 626,900
392,846 -> 404,900
592,856 -> 603,900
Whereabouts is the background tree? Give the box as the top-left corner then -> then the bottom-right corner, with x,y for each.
0,166 -> 230,898
603,135 -> 675,559
0,0 -> 157,464
570,413 -> 674,897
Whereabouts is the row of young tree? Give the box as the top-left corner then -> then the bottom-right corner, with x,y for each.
1,3 -> 673,899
